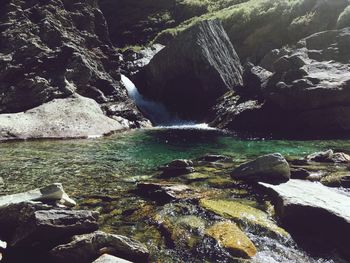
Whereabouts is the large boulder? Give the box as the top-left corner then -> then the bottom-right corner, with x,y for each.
231,153 -> 291,185
260,179 -> 350,260
50,231 -> 149,263
134,19 -> 243,121
0,95 -> 125,141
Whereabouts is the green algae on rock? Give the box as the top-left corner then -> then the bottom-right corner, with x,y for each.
205,221 -> 257,259
199,199 -> 289,240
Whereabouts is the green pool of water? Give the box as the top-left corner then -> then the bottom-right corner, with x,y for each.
0,127 -> 347,196
0,127 -> 348,263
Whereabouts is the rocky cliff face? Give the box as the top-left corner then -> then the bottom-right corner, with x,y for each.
0,0 -> 149,137
211,27 -> 350,137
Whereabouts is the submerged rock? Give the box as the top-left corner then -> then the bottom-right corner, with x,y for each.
320,171 -> 350,188
93,254 -> 133,263
134,19 -> 243,121
231,153 -> 291,185
199,199 -> 289,239
136,182 -> 214,202
205,221 -> 257,259
0,183 -> 76,208
160,159 -> 195,177
10,210 -> 99,248
50,231 -> 149,263
260,179 -> 350,260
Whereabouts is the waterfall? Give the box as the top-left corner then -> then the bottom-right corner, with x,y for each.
121,75 -> 174,125
121,75 -> 215,129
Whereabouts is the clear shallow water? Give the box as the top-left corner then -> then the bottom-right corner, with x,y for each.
1,127 -> 345,196
0,128 -> 349,262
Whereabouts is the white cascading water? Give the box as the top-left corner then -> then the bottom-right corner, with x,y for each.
121,75 -> 215,129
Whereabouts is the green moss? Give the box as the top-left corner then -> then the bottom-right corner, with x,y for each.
200,199 -> 289,239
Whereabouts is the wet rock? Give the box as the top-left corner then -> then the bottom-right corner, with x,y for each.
199,199 -> 289,239
155,213 -> 205,249
50,231 -> 149,263
0,95 -> 127,141
260,179 -> 350,260
205,221 -> 257,259
182,172 -> 210,182
160,159 -> 195,177
136,182 -> 209,202
320,171 -> 350,188
197,154 -> 231,163
290,168 -> 311,179
10,210 -> 99,248
231,153 -> 291,185
93,254 -> 133,263
0,183 -> 76,208
306,149 -> 350,163
134,19 -> 243,121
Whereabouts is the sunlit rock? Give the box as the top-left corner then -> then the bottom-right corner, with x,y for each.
205,221 -> 257,259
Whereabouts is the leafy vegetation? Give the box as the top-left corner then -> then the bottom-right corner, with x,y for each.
155,0 -> 349,61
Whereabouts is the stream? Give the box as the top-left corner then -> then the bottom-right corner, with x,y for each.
0,127 -> 349,262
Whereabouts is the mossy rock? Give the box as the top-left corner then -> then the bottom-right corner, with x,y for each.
200,199 -> 289,239
183,172 -> 211,182
205,221 -> 257,259
321,171 -> 350,188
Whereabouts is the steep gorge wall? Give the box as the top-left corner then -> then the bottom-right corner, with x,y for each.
0,0 -> 149,129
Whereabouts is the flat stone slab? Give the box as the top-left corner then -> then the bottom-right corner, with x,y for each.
260,180 -> 350,222
260,179 -> 350,260
0,183 -> 76,208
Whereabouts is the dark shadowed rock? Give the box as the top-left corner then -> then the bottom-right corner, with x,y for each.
211,27 -> 350,136
10,210 -> 99,248
231,153 -> 291,185
290,168 -> 311,179
0,202 -> 53,241
260,180 -> 350,260
50,231 -> 149,263
134,19 -> 243,121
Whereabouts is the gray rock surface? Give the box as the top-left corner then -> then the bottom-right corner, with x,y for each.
134,19 -> 243,121
50,231 -> 149,263
211,27 -> 350,136
0,0 -> 149,141
0,95 -> 126,141
231,153 -> 291,185
93,254 -> 133,263
10,210 -> 99,248
0,183 -> 75,208
160,159 -> 195,177
260,180 -> 350,260
306,149 -> 350,163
